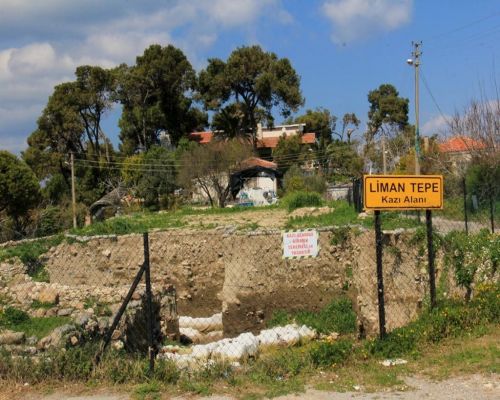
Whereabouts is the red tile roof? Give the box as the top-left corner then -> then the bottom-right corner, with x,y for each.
189,131 -> 316,149
240,157 -> 278,169
189,131 -> 213,144
439,136 -> 486,153
256,132 -> 316,149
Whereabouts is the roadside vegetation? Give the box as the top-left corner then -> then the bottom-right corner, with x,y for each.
0,284 -> 497,399
0,307 -> 70,339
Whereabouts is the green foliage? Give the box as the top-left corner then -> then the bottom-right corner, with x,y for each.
84,297 -> 112,316
330,226 -> 351,247
368,283 -> 500,358
281,191 -> 323,212
199,45 -> 303,142
129,146 -> 177,210
30,264 -> 50,283
309,339 -> 353,367
326,140 -> 363,178
366,83 -> 409,139
285,200 -> 420,230
0,307 -> 30,327
283,166 -> 327,194
0,235 -> 63,264
466,158 -> 499,205
444,229 -> 499,300
31,300 -> 54,310
34,205 -> 66,237
292,108 -> 336,150
0,151 -> 41,227
116,44 -> 206,154
42,173 -> 70,204
177,139 -> 252,207
273,135 -> 308,173
267,298 -> 357,335
0,307 -> 70,339
72,213 -> 184,236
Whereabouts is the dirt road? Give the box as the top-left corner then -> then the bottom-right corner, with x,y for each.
12,374 -> 499,400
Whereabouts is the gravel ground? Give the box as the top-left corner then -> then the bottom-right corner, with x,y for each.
12,374 -> 500,400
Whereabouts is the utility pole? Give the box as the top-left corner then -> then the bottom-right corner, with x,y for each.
382,131 -> 387,174
408,41 -> 422,175
71,152 -> 77,229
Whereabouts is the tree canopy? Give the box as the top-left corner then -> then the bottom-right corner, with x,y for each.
198,45 -> 304,145
178,140 -> 252,207
366,83 -> 409,141
0,151 -> 41,231
116,45 -> 207,154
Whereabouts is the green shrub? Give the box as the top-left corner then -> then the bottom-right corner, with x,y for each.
310,339 -> 352,367
444,229 -> 499,300
0,236 -> 63,264
282,191 -> 323,212
268,298 -> 357,335
330,226 -> 351,246
251,348 -> 311,382
368,283 -> 500,358
0,307 -> 30,326
283,165 -> 327,194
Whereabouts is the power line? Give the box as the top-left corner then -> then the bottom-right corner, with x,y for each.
424,10 -> 500,43
420,68 -> 452,127
73,146 -> 344,168
74,152 -> 342,173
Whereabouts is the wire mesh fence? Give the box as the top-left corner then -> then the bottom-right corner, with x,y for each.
0,174 -> 498,377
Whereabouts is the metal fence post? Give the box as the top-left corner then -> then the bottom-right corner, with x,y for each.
143,232 -> 155,375
94,261 -> 147,367
426,210 -> 436,309
374,210 -> 386,338
463,177 -> 468,235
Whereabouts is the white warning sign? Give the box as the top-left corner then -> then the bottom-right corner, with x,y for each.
282,230 -> 319,259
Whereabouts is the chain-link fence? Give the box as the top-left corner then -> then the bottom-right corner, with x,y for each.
0,174 -> 498,377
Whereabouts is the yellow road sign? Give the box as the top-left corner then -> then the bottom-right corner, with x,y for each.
363,175 -> 443,210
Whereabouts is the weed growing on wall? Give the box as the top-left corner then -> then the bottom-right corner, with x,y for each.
267,298 -> 357,335
444,229 -> 499,300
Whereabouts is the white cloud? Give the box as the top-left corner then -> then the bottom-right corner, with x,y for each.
0,0 -> 290,152
422,114 -> 451,136
322,0 -> 413,45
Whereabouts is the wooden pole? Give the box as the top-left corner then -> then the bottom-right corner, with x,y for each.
71,152 -> 77,229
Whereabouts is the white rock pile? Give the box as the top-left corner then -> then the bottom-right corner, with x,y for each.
158,323 -> 317,368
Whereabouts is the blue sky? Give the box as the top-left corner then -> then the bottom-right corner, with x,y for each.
1,0 -> 499,153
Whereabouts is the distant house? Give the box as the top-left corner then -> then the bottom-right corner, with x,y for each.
189,123 -> 316,159
255,123 -> 316,158
230,157 -> 282,198
190,157 -> 281,206
439,135 -> 486,173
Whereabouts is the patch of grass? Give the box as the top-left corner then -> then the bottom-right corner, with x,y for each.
312,358 -> 408,393
286,200 -> 421,230
413,330 -> 500,379
330,226 -> 351,246
83,297 -> 112,317
248,347 -> 310,398
133,381 -> 161,400
30,300 -> 54,310
238,222 -> 260,231
367,283 -> 500,359
29,263 -> 50,283
285,200 -> 355,228
281,191 -> 324,212
267,297 -> 357,335
0,236 -> 63,264
309,339 -> 353,367
70,205 -> 280,237
0,306 -> 70,339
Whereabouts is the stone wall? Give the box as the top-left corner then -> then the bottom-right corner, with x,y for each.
3,227 -> 445,338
